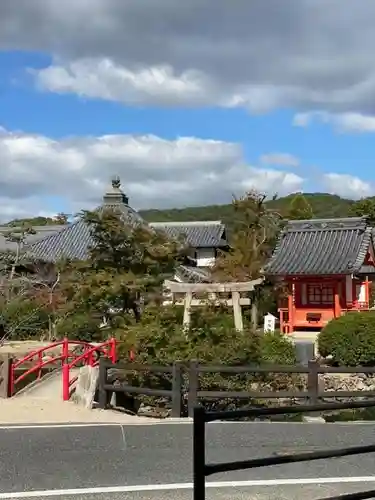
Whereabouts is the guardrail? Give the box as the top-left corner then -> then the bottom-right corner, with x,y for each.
98,358 -> 183,417
9,338 -> 117,399
193,401 -> 375,500
98,358 -> 375,417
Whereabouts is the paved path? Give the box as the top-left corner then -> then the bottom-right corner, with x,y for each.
15,367 -> 81,399
1,422 -> 375,499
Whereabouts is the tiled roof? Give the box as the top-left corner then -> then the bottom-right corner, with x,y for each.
23,178 -> 228,263
25,219 -> 92,262
0,225 -> 66,252
264,216 -> 373,276
174,265 -> 213,283
149,221 -> 227,248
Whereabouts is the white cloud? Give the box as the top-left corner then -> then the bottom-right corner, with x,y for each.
33,59 -> 216,107
2,0 -> 375,115
294,111 -> 375,133
0,127 -> 305,221
322,173 -> 373,199
259,153 -> 300,168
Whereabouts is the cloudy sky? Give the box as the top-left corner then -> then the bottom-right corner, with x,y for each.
1,0 -> 375,221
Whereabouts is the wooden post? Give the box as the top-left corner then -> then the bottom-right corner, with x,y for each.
183,292 -> 193,329
232,291 -> 243,331
171,361 -> 183,418
188,360 -> 199,417
365,276 -> 370,308
334,281 -> 341,317
307,359 -> 319,406
98,357 -> 108,409
287,286 -> 294,333
193,405 -> 206,500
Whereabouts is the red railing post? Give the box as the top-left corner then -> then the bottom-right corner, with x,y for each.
109,338 -> 117,363
62,337 -> 70,401
87,350 -> 94,366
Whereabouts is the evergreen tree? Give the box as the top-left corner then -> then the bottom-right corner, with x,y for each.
348,198 -> 375,225
59,208 -> 184,339
213,191 -> 282,328
287,192 -> 314,220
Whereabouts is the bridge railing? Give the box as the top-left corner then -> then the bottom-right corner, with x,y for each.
193,400 -> 375,500
10,338 -> 117,399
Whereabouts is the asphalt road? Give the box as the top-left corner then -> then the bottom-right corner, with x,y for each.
2,421 -> 375,499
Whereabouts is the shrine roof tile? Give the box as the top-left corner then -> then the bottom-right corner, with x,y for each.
264,217 -> 373,276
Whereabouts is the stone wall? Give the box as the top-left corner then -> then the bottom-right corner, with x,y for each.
0,355 -> 11,398
320,373 -> 375,398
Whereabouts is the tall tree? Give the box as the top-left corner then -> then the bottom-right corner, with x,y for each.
287,192 -> 314,220
59,208 -> 184,339
213,191 -> 282,329
348,198 -> 375,225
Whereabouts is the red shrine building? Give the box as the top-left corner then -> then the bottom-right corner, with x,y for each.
264,217 -> 375,333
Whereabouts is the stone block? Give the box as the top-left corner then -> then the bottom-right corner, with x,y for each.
72,365 -> 99,409
0,354 -> 12,398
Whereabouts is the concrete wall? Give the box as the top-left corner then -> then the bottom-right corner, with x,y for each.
0,355 -> 11,398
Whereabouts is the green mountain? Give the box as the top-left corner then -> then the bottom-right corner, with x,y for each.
3,193 -> 356,230
140,193 -> 355,227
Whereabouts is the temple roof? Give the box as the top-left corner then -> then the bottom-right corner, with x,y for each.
264,216 -> 374,276
0,225 -> 67,252
22,178 -> 228,263
149,221 -> 227,248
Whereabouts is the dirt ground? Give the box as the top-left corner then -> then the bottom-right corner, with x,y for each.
0,396 -> 160,424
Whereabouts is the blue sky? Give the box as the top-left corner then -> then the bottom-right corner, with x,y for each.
0,1 -> 375,221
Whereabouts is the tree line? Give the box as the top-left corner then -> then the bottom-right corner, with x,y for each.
4,193 -> 375,230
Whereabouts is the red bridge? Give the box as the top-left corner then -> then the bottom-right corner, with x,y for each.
9,338 -> 117,400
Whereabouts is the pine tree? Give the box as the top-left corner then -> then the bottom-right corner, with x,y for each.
287,193 -> 313,220
348,198 -> 375,225
60,208 -> 184,337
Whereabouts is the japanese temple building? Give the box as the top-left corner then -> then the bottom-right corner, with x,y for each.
13,177 -> 228,283
264,216 -> 375,333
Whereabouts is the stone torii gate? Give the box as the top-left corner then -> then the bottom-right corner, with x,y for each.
163,278 -> 264,331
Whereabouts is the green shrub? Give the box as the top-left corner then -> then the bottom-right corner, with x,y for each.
0,298 -> 50,340
318,312 -> 375,366
115,306 -> 300,413
55,313 -> 104,342
260,331 -> 297,365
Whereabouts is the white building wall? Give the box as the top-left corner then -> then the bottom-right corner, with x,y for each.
196,248 -> 216,267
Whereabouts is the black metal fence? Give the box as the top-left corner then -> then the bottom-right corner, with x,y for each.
98,358 -> 375,417
193,401 -> 375,500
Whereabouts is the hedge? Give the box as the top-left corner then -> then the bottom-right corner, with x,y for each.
318,311 -> 375,366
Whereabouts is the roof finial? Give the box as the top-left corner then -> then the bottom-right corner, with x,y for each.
103,175 -> 129,205
111,175 -> 121,189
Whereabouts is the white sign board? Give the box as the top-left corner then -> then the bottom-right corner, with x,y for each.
264,313 -> 276,333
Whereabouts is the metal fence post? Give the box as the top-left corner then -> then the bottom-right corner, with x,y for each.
307,359 -> 319,406
171,361 -> 183,417
188,360 -> 199,417
193,405 -> 206,500
98,357 -> 108,409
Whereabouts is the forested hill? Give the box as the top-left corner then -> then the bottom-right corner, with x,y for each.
140,193 -> 355,226
3,192 -> 358,229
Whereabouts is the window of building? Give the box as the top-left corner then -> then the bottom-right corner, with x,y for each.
307,284 -> 334,305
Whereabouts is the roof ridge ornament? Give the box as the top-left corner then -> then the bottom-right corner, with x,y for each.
103,175 -> 129,205
111,175 -> 121,189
